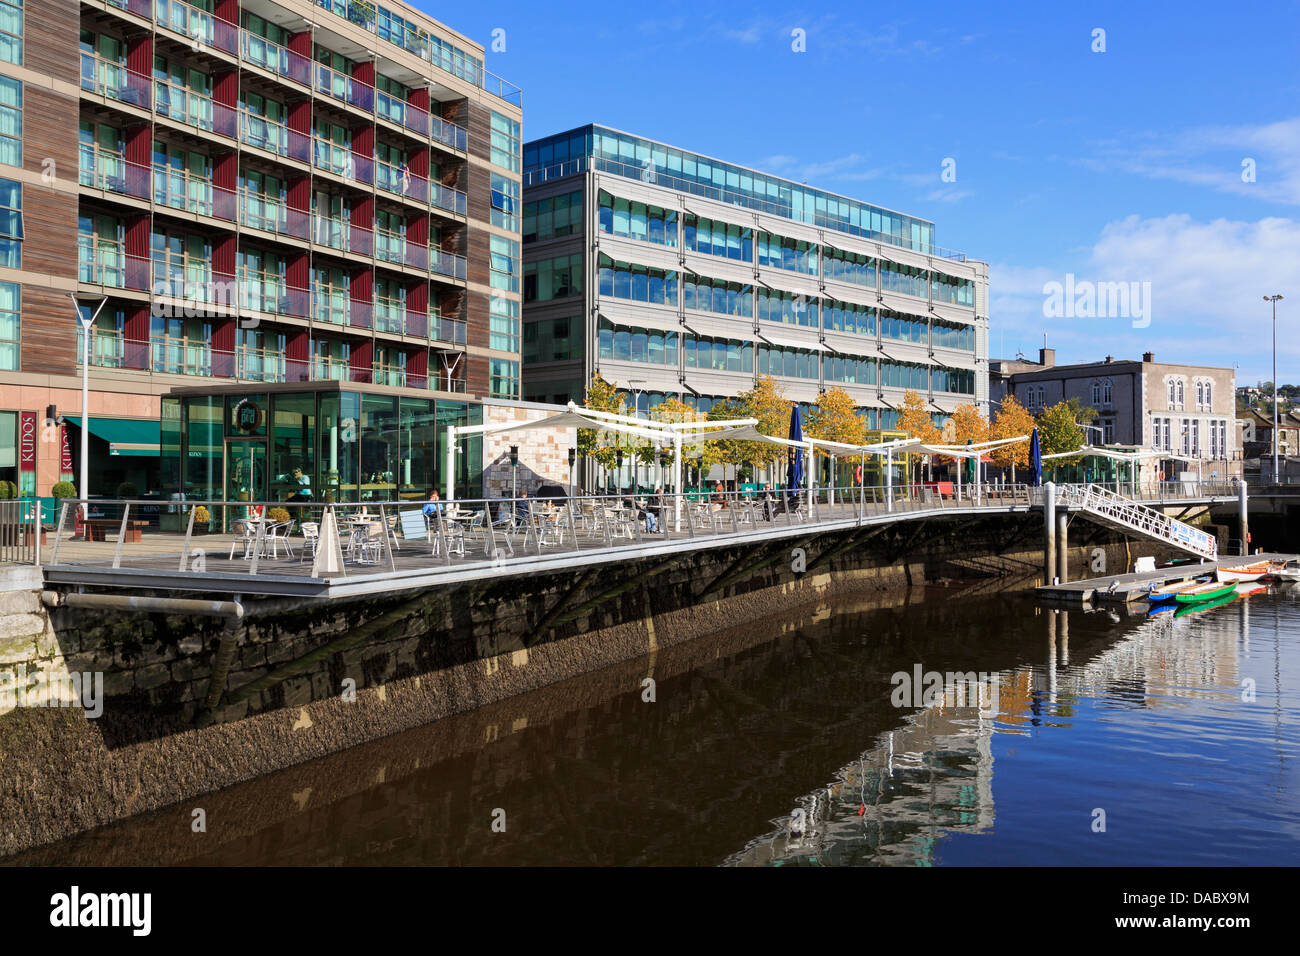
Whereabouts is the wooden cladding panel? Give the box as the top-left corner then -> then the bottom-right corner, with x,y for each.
466,289 -> 489,350
465,225 -> 489,285
466,162 -> 491,223
24,0 -> 79,85
20,283 -> 78,376
19,185 -> 77,280
464,353 -> 489,396
466,103 -> 492,163
22,86 -> 78,184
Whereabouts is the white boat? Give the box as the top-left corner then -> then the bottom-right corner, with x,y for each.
1278,566 -> 1300,582
1215,561 -> 1273,583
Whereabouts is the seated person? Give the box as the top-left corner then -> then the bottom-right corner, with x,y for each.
513,489 -> 531,523
421,490 -> 444,518
286,467 -> 312,502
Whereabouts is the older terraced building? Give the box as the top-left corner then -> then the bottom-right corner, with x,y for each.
520,125 -> 989,429
0,0 -> 522,502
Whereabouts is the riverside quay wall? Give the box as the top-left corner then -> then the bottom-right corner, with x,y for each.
1,513 -> 1176,856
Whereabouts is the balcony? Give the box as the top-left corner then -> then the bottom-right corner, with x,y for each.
312,355 -> 350,382
240,32 -> 311,87
105,0 -> 154,17
313,60 -> 374,113
236,269 -> 310,319
430,180 -> 468,216
311,288 -> 350,327
430,247 -> 467,281
154,0 -> 238,56
374,296 -> 406,334
235,345 -> 287,383
239,191 -> 309,240
312,138 -> 374,184
78,238 -> 150,291
311,215 -> 373,257
154,75 -> 237,138
431,315 -> 467,345
240,110 -> 310,163
78,146 -> 150,200
152,164 -> 236,221
151,336 -> 212,376
75,328 -> 127,369
80,54 -> 151,109
371,364 -> 407,388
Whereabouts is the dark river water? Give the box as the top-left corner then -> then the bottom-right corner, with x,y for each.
17,583 -> 1300,866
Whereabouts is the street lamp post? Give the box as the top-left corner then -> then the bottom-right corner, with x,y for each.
509,444 -> 519,508
1264,295 -> 1284,482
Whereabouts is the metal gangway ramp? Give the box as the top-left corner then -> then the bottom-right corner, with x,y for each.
1055,483 -> 1218,559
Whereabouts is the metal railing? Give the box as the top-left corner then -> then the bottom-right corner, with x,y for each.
0,499 -> 40,567
1054,483 -> 1218,559
40,486 -> 1034,579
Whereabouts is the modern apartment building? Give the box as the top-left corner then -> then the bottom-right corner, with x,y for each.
991,350 -> 1240,478
520,125 -> 989,429
0,0 -> 522,501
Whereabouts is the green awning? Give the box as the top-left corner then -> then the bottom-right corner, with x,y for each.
64,416 -> 161,457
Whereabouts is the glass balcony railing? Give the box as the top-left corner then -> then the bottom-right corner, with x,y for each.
312,355 -> 350,382
235,269 -> 309,319
151,164 -> 236,221
154,75 -> 238,138
155,0 -> 238,55
312,138 -> 374,184
78,238 -> 150,290
150,335 -> 212,376
311,288 -> 350,326
235,345 -> 286,383
78,146 -> 150,200
373,296 -> 406,334
239,110 -> 310,162
106,0 -> 155,17
239,191 -> 309,240
80,54 -> 151,108
431,315 -> 467,345
430,180 -> 468,216
313,61 -> 374,112
75,328 -> 127,369
430,247 -> 467,280
372,364 -> 407,387
240,31 -> 311,86
374,229 -> 407,267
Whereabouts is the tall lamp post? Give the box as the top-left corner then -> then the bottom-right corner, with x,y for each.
1264,294 -> 1284,482
567,448 -> 577,497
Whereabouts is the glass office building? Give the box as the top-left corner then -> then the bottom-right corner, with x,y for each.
161,383 -> 481,509
519,125 -> 989,428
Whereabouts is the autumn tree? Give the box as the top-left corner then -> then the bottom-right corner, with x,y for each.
709,376 -> 792,478
895,390 -> 941,444
1037,400 -> 1088,464
989,394 -> 1036,477
807,387 -> 868,445
578,372 -> 626,470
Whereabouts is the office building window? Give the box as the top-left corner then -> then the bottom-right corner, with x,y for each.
824,352 -> 876,385
684,215 -> 751,261
757,343 -> 818,380
0,279 -> 16,369
756,231 -> 817,275
823,299 -> 875,336
524,316 -> 579,363
489,358 -> 519,399
822,247 -> 875,287
932,367 -> 975,395
683,273 -> 752,318
0,177 -> 20,267
880,261 -> 928,299
596,254 -> 677,307
0,76 -> 18,167
524,190 -> 582,243
758,288 -> 816,327
0,0 -> 20,66
880,310 -> 927,344
932,317 -> 974,351
599,191 -> 677,247
524,253 -> 582,302
599,318 -> 680,367
932,270 -> 974,307
881,361 -> 929,390
490,111 -> 520,172
683,332 -> 748,373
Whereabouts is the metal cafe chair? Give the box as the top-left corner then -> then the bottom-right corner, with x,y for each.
228,518 -> 258,560
298,521 -> 320,562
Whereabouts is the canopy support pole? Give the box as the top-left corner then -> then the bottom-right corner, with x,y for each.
886,447 -> 894,513
673,432 -> 682,532
446,425 -> 456,502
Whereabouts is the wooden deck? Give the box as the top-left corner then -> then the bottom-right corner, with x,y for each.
1036,552 -> 1297,606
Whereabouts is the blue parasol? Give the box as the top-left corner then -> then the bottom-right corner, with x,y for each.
1029,427 -> 1042,487
787,406 -> 804,491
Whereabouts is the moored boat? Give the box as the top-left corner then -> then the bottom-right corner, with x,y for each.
1147,578 -> 1209,603
1215,561 -> 1273,584
1278,565 -> 1300,582
1175,592 -> 1238,617
1173,581 -> 1237,604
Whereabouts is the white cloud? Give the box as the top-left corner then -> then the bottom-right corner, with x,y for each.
1080,118 -> 1300,206
991,214 -> 1300,381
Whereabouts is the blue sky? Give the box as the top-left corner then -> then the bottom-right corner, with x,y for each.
425,0 -> 1300,383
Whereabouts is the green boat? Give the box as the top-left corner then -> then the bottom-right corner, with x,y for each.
1175,592 -> 1237,617
1172,581 -> 1237,604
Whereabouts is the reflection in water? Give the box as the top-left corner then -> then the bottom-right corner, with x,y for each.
11,585 -> 1300,867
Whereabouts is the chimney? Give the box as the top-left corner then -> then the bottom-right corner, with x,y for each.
1039,347 -> 1056,368
1142,351 -> 1154,363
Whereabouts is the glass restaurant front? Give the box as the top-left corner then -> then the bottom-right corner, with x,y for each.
161,383 -> 482,507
